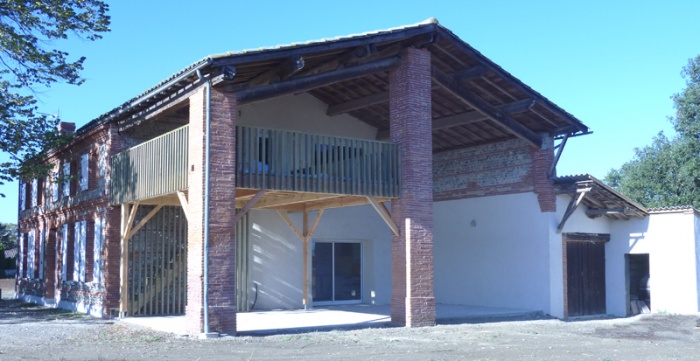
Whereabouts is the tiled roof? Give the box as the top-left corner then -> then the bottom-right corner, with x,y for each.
553,174 -> 648,218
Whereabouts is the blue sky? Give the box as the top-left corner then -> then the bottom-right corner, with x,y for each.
2,0 -> 699,223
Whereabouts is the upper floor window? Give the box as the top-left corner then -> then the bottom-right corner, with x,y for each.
79,153 -> 89,192
62,162 -> 71,197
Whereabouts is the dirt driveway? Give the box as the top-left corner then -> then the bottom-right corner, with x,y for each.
1,298 -> 699,361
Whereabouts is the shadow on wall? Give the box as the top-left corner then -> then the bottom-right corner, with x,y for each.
249,219 -> 303,310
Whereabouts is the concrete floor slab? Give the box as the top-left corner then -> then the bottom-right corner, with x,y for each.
119,304 -> 539,336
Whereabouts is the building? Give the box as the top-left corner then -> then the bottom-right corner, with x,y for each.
15,19 -> 699,336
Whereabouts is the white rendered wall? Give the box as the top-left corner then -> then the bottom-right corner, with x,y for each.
246,205 -> 391,310
433,192 -> 551,313
238,93 -> 378,139
608,211 -> 699,316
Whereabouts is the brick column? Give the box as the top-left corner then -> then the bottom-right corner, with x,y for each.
389,47 -> 436,327
531,134 -> 556,212
186,86 -> 238,335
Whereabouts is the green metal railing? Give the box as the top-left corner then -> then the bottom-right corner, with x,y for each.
110,125 -> 400,205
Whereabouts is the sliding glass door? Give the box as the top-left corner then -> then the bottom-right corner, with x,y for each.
312,241 -> 362,304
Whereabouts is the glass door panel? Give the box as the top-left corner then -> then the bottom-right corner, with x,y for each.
334,243 -> 361,301
312,242 -> 333,302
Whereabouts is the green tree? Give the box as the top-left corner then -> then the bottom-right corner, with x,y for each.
0,0 -> 110,194
606,55 -> 700,208
0,222 -> 17,250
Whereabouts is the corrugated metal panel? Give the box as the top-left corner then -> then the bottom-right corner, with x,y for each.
110,126 -> 189,205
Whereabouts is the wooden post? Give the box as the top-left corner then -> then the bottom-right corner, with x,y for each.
119,204 -> 128,317
302,209 -> 309,308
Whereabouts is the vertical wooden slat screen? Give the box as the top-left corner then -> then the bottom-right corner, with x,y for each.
235,126 -> 400,198
110,126 -> 189,205
127,205 -> 187,316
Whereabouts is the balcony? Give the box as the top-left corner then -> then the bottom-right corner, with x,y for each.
110,125 -> 400,205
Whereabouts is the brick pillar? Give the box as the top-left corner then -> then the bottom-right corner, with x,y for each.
532,134 -> 556,212
186,86 -> 238,335
389,47 -> 436,327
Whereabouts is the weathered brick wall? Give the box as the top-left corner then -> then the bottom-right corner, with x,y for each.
433,135 -> 556,212
17,124 -> 113,316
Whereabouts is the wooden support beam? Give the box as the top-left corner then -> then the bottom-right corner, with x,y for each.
557,190 -> 589,232
176,191 -> 190,222
327,92 -> 389,116
276,210 -> 304,242
249,55 -> 305,87
585,207 -> 626,217
280,195 -> 376,212
549,134 -> 568,178
126,204 -> 164,241
431,66 -> 541,148
233,190 -> 266,224
367,197 -> 399,236
235,56 -> 400,105
249,193 -> 339,209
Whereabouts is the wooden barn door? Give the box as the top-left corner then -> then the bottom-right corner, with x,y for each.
564,233 -> 609,317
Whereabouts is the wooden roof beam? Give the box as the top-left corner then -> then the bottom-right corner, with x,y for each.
234,56 -> 400,105
376,98 -> 533,140
327,91 -> 389,116
249,55 -> 305,87
454,65 -> 487,80
431,66 -> 541,148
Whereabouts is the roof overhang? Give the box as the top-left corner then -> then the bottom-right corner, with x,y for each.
79,18 -> 590,152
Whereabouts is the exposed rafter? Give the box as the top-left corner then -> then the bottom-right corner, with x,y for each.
327,91 -> 389,116
249,56 -> 305,87
431,66 -> 541,148
234,56 -> 400,105
376,98 -> 534,140
453,64 -> 487,79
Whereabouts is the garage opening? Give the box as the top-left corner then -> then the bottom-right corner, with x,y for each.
625,253 -> 650,315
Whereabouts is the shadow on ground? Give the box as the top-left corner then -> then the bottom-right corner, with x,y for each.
0,299 -> 111,325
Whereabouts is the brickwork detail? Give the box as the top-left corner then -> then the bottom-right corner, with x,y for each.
186,86 -> 238,334
389,47 -> 436,327
531,135 -> 556,212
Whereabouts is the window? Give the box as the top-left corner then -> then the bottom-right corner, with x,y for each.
39,228 -> 45,279
93,218 -> 105,283
61,224 -> 68,281
79,153 -> 88,191
19,183 -> 26,211
31,179 -> 38,208
51,164 -> 59,202
73,221 -> 87,282
27,231 -> 35,278
62,162 -> 71,197
18,233 -> 25,277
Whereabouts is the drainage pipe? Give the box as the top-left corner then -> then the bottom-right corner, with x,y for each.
196,69 -> 211,334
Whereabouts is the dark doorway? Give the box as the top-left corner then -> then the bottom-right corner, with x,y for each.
565,234 -> 608,317
626,254 -> 650,315
312,241 -> 362,304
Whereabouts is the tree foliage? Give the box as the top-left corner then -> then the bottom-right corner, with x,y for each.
0,0 -> 110,192
606,55 -> 700,208
0,222 -> 17,250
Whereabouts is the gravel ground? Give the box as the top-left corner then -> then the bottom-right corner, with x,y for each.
1,297 -> 700,360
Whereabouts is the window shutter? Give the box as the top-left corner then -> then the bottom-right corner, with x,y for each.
39,228 -> 45,279
31,179 -> 38,207
63,163 -> 71,197
80,153 -> 89,191
61,224 -> 68,281
19,183 -> 25,210
27,231 -> 35,278
93,218 -> 104,284
18,233 -> 24,277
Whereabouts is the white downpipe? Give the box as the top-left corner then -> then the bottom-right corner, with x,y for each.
196,70 -> 212,335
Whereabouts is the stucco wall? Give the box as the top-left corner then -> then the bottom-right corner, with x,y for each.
238,93 -> 378,139
246,205 -> 391,310
433,192 -> 551,313
608,211 -> 699,316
